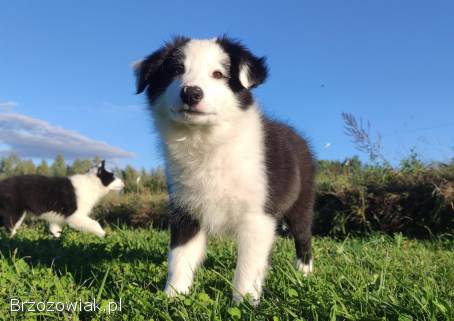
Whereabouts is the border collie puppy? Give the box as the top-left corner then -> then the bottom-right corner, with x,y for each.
135,36 -> 316,303
0,161 -> 124,238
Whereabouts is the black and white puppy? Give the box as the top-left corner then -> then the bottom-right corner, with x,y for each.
0,161 -> 124,238
135,36 -> 316,303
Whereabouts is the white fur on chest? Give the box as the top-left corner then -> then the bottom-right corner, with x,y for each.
70,175 -> 108,214
161,107 -> 267,233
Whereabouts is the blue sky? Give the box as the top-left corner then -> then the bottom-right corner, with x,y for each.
1,0 -> 453,169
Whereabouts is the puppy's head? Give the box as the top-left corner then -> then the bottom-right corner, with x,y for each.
135,36 -> 268,126
95,161 -> 125,192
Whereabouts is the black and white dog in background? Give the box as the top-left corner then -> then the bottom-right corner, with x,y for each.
135,36 -> 316,303
0,161 -> 124,238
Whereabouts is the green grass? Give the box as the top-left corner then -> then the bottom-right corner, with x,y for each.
1,226 -> 453,321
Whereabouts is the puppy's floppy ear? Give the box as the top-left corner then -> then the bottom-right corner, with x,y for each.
238,54 -> 268,89
134,36 -> 190,94
134,47 -> 168,94
96,160 -> 105,175
217,36 -> 268,89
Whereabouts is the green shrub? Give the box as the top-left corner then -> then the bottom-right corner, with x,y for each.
93,192 -> 169,229
314,158 -> 454,238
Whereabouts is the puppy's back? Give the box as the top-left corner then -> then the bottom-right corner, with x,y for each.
0,175 -> 77,218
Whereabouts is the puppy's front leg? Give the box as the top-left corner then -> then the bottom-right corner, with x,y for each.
164,210 -> 206,297
233,214 -> 276,304
65,213 -> 106,238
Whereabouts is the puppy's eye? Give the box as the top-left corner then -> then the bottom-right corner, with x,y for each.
174,65 -> 184,76
212,70 -> 224,79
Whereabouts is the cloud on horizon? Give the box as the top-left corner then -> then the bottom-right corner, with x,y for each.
0,101 -> 18,111
0,111 -> 134,160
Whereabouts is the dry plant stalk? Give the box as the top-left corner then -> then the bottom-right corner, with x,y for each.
342,112 -> 384,161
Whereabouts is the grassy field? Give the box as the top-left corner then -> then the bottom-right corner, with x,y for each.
0,226 -> 453,321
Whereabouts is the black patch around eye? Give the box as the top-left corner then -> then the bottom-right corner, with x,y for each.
216,36 -> 268,109
173,64 -> 185,76
136,36 -> 190,102
97,168 -> 115,187
147,52 -> 186,102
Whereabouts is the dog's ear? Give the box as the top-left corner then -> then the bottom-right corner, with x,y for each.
237,53 -> 268,89
135,36 -> 190,94
134,47 -> 168,94
95,160 -> 105,176
217,36 -> 268,89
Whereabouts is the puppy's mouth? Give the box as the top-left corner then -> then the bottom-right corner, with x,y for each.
178,108 -> 215,116
111,185 -> 124,192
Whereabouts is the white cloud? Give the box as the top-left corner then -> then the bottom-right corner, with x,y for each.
0,111 -> 134,160
0,101 -> 18,111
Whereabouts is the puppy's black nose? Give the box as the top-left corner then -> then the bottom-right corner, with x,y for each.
180,86 -> 204,106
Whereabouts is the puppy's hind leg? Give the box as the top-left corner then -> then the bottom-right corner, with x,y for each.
286,195 -> 314,276
65,213 -> 106,238
10,212 -> 26,237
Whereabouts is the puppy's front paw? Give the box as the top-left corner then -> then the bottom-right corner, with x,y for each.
232,290 -> 260,306
49,224 -> 63,238
164,283 -> 190,297
95,229 -> 106,238
52,231 -> 62,238
164,286 -> 178,297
